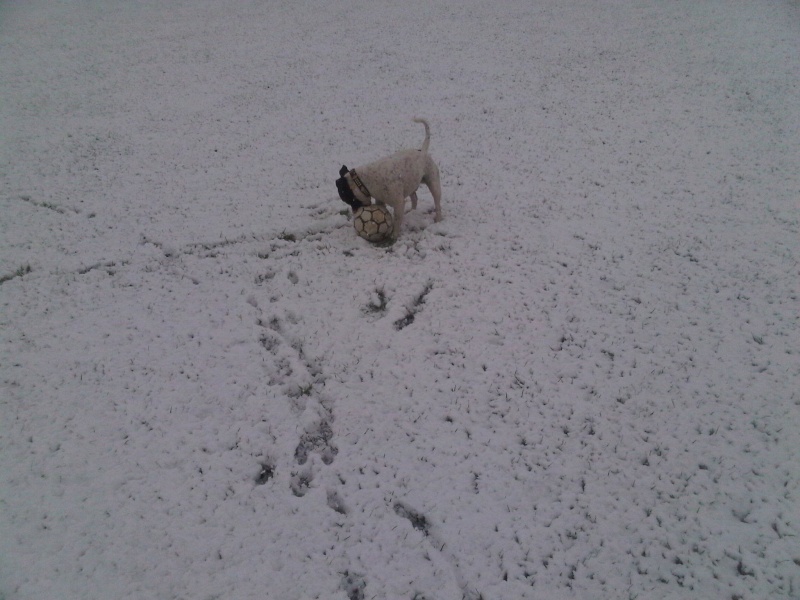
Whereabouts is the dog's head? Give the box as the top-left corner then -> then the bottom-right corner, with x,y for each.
336,165 -> 368,211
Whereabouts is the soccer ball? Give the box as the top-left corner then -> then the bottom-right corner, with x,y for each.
353,205 -> 394,242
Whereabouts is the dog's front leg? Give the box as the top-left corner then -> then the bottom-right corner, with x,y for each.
391,199 -> 405,239
409,192 -> 418,211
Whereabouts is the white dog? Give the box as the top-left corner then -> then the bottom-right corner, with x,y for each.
336,118 -> 442,239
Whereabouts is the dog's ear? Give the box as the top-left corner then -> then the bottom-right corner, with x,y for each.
336,178 -> 363,212
339,165 -> 349,177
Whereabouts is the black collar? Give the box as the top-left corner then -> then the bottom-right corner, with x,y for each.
349,169 -> 371,198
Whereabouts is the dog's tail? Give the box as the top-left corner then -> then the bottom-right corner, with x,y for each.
413,117 -> 431,154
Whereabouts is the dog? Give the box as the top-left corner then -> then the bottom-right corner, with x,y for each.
336,118 -> 442,239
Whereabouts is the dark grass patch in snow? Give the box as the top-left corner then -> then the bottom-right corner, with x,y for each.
326,489 -> 347,515
18,194 -> 76,214
394,312 -> 415,330
363,286 -> 389,317
290,470 -> 312,497
394,502 -> 430,535
295,419 -> 337,465
0,265 -> 32,285
255,462 -> 274,485
394,281 -> 434,330
340,571 -> 366,600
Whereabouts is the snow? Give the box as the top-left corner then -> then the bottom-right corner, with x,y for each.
1,0 -> 798,598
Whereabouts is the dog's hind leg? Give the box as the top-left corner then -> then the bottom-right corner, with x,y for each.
423,159 -> 442,222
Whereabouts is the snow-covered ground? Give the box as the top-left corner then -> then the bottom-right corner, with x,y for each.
1,0 -> 798,598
